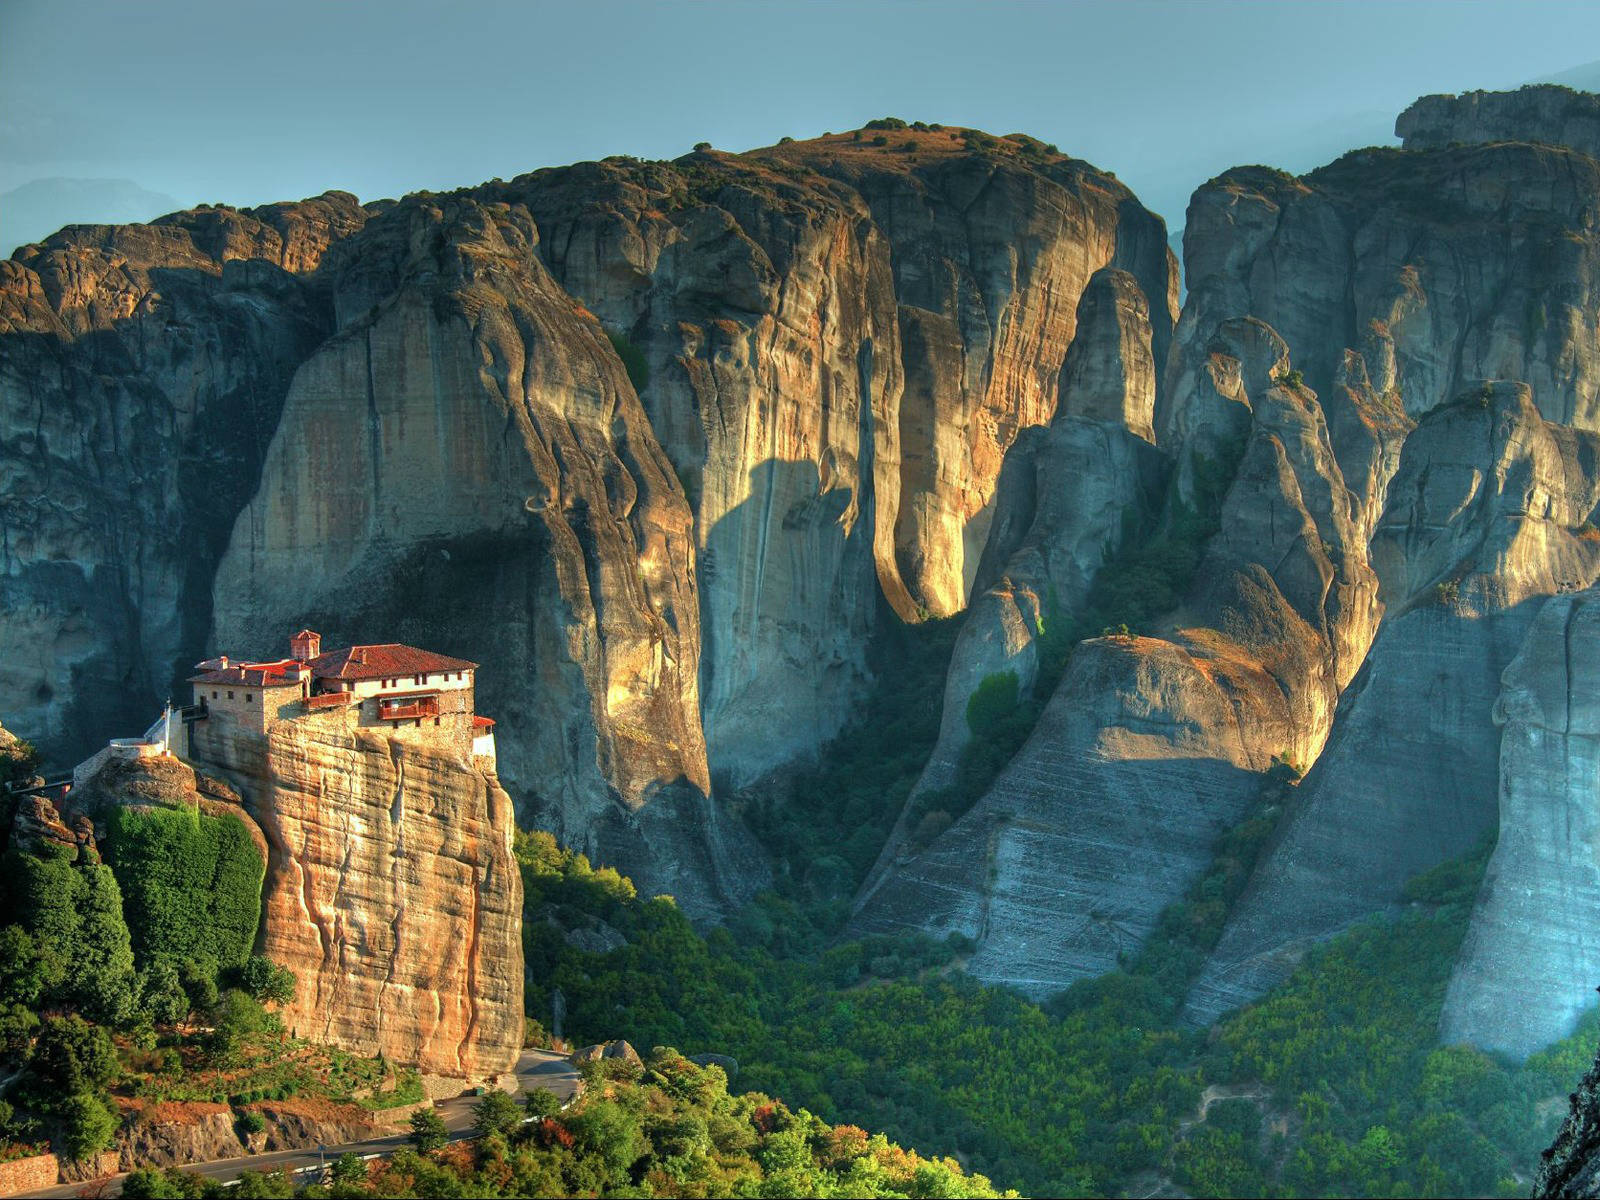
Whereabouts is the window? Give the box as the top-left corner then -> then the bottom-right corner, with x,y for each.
212,690 -> 218,699
228,691 -> 234,699
433,717 -> 440,726
245,693 -> 253,704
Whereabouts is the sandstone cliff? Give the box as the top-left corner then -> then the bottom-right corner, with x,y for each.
506,128 -> 1174,782
852,315 -> 1381,992
1176,139 -> 1600,431
67,719 -> 525,1079
1441,583 -> 1600,1057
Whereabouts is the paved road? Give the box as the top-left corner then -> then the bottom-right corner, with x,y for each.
33,1049 -> 580,1198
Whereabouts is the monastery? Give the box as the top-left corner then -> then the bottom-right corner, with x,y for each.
181,629 -> 496,765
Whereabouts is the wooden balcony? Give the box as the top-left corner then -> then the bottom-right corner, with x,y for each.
377,692 -> 440,722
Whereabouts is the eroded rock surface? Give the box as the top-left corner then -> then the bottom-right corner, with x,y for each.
1187,383 -> 1600,1023
1441,584 -> 1600,1057
853,318 -> 1380,994
1398,85 -> 1600,159
0,194 -> 364,758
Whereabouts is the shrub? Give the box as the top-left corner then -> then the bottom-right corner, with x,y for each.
693,141 -> 711,152
56,1090 -> 119,1161
865,117 -> 909,130
605,329 -> 650,394
236,956 -> 295,1007
965,672 -> 1021,740
1274,368 -> 1306,390
235,1109 -> 266,1136
1435,579 -> 1460,606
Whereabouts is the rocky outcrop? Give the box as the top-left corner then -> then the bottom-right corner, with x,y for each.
509,130 -> 1175,783
210,712 -> 522,1079
1187,382 -> 1600,1023
1176,138 -> 1600,431
3,126 -> 1173,912
0,194 -> 365,762
115,1099 -> 377,1171
201,191 -> 759,917
1398,85 -> 1600,159
894,268 -> 1166,812
1538,1039 -> 1600,1198
853,319 -> 1381,993
1440,584 -> 1600,1057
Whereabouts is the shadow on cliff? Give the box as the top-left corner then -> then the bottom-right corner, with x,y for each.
2,269 -> 330,768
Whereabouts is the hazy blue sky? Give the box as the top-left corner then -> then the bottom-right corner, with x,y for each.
3,0 -> 1598,240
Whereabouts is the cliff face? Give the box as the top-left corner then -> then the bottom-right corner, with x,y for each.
1176,141 -> 1600,431
1398,84 -> 1600,159
852,311 -> 1382,992
0,194 -> 362,756
2,126 -> 1173,914
178,710 -> 524,1079
1441,583 -> 1600,1057
1185,382 -> 1600,1023
509,130 -> 1174,783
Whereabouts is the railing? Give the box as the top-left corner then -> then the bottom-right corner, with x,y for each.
378,696 -> 440,722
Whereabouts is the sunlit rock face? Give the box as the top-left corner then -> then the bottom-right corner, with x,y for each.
510,135 -> 1175,785
206,194 -> 759,921
1186,383 -> 1600,1025
852,310 -> 1382,995
1440,584 -> 1600,1058
1174,140 -> 1600,432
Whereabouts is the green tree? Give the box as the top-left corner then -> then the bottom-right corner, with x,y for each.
107,805 -> 265,981
26,1015 -> 118,1102
141,960 -> 191,1027
523,1087 -> 563,1119
56,1090 -> 119,1161
206,990 -> 271,1063
471,1089 -> 522,1139
329,1152 -> 367,1183
409,1106 -> 449,1151
121,1167 -> 207,1198
237,956 -> 296,1007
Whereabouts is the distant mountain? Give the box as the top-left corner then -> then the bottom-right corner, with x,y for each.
1532,58 -> 1600,92
2,177 -> 181,255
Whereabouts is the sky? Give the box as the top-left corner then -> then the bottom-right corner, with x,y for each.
3,0 -> 1598,249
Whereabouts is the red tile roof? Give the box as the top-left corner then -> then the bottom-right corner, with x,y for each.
472,715 -> 495,728
189,659 -> 308,686
306,643 -> 477,681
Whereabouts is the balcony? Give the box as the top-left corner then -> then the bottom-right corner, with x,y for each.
377,692 -> 440,722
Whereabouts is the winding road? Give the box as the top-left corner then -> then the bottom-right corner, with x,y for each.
33,1049 -> 580,1198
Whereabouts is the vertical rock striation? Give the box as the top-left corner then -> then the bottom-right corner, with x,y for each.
1187,383 -> 1600,1023
510,131 -> 1175,783
852,312 -> 1382,994
0,194 -> 364,760
206,194 -> 759,920
1441,584 -> 1600,1057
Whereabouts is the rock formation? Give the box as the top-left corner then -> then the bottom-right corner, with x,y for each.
853,313 -> 1382,992
1398,84 -> 1600,159
1175,140 -> 1600,431
2,126 -> 1173,911
509,130 -> 1174,783
1440,584 -> 1600,1056
1538,1039 -> 1600,1198
1186,383 -> 1600,1023
0,194 -> 363,759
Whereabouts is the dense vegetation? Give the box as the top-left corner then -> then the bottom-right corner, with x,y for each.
108,804 -> 267,980
521,821 -> 1595,1198
0,798 -> 300,1167
125,1048 -> 1010,1198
